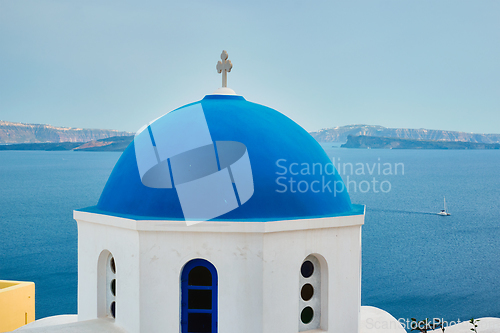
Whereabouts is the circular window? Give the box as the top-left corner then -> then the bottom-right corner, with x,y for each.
110,301 -> 116,318
110,257 -> 116,274
301,283 -> 314,301
301,306 -> 314,324
301,260 -> 314,278
111,279 -> 116,296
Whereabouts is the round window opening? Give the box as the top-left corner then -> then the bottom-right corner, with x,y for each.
110,301 -> 116,319
301,283 -> 314,301
110,257 -> 116,274
111,279 -> 116,296
301,306 -> 314,324
301,260 -> 314,278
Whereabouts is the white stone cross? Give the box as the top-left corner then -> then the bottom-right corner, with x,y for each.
216,50 -> 232,88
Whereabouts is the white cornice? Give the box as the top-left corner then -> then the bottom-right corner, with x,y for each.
73,209 -> 365,234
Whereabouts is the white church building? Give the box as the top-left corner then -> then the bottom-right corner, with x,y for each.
15,51 -> 412,333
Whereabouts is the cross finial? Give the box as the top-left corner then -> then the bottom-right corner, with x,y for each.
216,50 -> 232,88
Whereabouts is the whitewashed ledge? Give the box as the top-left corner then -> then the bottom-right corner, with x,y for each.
12,310 -> 500,332
14,315 -> 77,330
360,306 -> 406,333
430,317 -> 500,333
13,315 -> 126,333
360,305 -> 500,333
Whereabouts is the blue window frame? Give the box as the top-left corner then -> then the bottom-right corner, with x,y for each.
181,259 -> 218,333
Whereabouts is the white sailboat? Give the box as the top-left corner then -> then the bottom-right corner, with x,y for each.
437,196 -> 451,216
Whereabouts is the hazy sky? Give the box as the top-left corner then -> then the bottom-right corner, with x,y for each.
1,1 -> 498,134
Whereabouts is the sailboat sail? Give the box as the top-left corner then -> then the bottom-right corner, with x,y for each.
438,196 -> 450,216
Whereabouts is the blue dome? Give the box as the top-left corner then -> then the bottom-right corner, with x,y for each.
95,94 -> 354,221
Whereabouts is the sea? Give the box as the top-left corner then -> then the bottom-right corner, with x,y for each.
0,148 -> 499,329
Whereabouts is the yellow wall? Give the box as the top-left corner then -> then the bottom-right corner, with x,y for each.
0,280 -> 35,332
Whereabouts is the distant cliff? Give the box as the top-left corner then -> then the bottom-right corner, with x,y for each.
0,120 -> 133,144
0,135 -> 134,151
310,125 -> 500,144
341,135 -> 500,149
73,136 -> 134,151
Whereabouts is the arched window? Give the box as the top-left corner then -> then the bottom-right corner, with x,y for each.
97,250 -> 116,319
299,254 -> 325,331
181,259 -> 218,333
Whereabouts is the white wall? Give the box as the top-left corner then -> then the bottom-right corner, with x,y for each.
75,211 -> 363,333
262,225 -> 362,333
137,231 -> 264,333
77,221 -> 141,333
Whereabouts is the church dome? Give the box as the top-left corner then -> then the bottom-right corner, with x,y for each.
95,94 -> 354,221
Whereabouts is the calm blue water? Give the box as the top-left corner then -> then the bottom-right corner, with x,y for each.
321,146 -> 500,326
1,149 -> 499,326
0,151 -> 121,319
